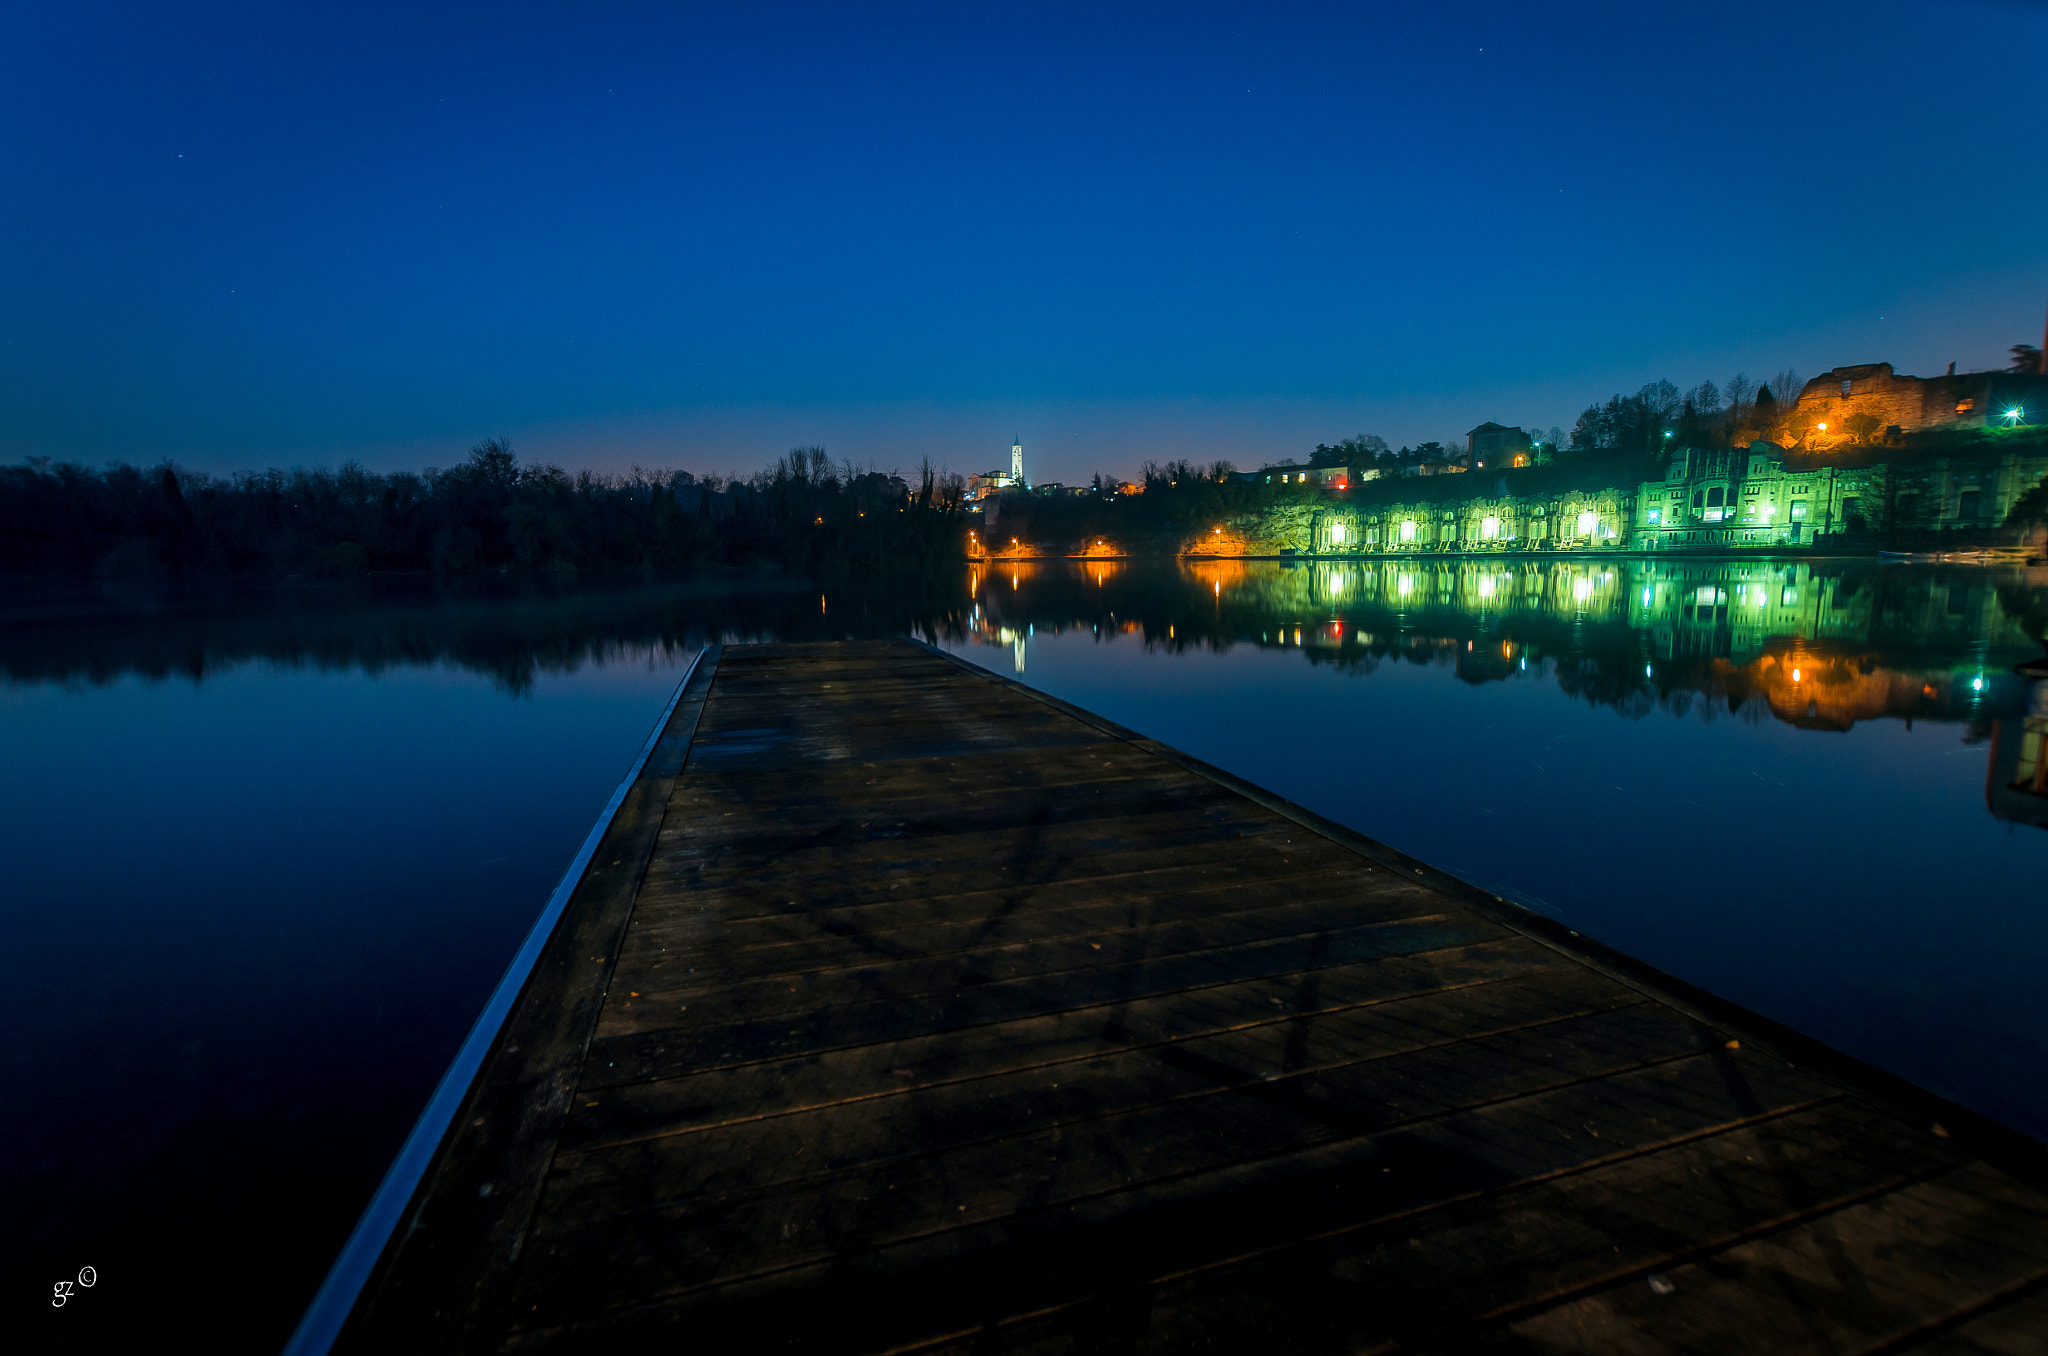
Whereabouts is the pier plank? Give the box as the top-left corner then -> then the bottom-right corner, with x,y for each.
334,639 -> 2048,1356
558,945 -> 1596,1152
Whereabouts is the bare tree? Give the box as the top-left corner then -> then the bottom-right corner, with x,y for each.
1724,372 -> 1755,420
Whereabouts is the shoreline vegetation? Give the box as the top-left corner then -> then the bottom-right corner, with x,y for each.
7,412 -> 2048,582
0,441 -> 969,580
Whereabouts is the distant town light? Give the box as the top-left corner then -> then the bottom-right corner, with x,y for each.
1817,422 -> 1827,431
1973,676 -> 1986,691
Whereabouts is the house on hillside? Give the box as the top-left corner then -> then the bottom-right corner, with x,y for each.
1466,422 -> 1534,469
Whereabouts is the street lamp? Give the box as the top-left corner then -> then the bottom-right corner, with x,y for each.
2006,407 -> 2026,426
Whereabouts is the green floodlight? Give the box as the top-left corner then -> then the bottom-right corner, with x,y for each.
1663,430 -> 1673,438
2006,407 -> 2025,426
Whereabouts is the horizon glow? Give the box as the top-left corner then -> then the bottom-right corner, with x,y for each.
2,0 -> 2044,486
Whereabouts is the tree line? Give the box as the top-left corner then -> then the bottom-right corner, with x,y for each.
1298,373 -> 1806,475
0,440 -> 969,578
1564,371 -> 1806,460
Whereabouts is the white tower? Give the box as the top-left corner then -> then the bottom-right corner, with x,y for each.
1011,436 -> 1025,488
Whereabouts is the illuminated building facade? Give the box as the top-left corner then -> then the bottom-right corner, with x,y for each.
1884,450 -> 2048,537
1318,488 -> 1634,554
1630,444 -> 1886,550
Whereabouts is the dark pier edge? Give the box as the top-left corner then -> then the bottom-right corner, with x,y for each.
910,637 -> 2048,1190
290,644 -> 724,1356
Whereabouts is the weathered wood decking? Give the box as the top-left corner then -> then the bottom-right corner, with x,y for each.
337,639 -> 2048,1354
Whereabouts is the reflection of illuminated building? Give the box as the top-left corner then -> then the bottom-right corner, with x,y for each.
1986,665 -> 2048,828
959,556 -> 2048,828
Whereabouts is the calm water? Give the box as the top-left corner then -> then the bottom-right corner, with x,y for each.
4,558 -> 2045,1349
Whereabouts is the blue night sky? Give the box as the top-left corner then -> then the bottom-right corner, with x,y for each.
4,1 -> 2044,486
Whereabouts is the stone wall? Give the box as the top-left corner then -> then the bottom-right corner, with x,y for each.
1883,450 -> 2048,533
1787,363 -> 2048,450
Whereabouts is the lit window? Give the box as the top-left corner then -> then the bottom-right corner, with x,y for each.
1481,516 -> 1501,540
1576,511 -> 1598,536
1400,519 -> 1417,543
1782,587 -> 1798,606
1647,508 -> 1661,523
1329,521 -> 1346,544
1790,501 -> 1808,520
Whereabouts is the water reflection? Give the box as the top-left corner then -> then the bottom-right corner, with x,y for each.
0,574 -> 974,694
961,557 -> 2048,831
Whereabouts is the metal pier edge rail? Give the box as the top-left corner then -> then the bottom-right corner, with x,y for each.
281,644 -> 714,1356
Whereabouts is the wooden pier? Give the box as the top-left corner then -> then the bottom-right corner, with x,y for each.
326,639 -> 2048,1354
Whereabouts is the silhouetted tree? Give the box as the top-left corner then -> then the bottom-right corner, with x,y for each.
0,441 -> 965,578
